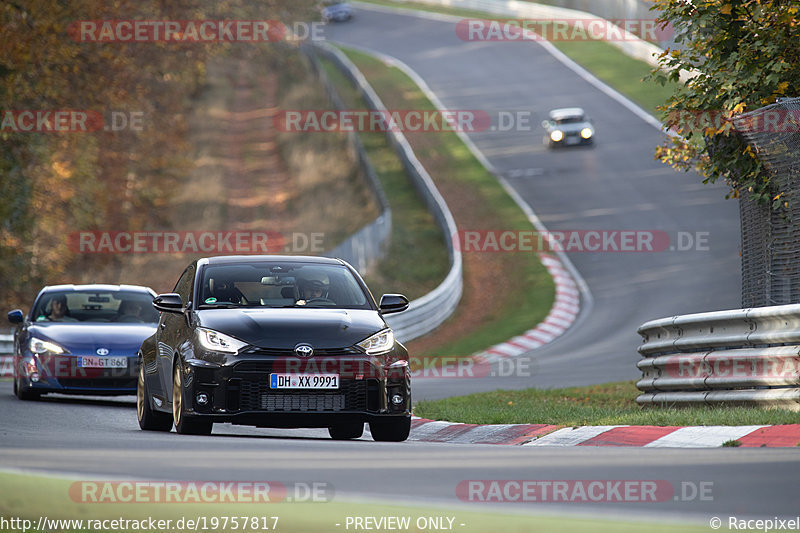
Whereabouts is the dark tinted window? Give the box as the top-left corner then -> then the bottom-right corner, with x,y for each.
198,262 -> 371,309
554,116 -> 585,125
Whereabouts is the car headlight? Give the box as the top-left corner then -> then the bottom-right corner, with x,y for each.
580,127 -> 593,139
29,337 -> 67,354
550,130 -> 564,142
196,328 -> 248,354
357,329 -> 395,355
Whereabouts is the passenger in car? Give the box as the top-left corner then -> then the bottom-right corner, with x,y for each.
210,278 -> 246,304
114,300 -> 144,322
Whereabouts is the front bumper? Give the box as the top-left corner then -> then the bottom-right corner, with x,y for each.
179,352 -> 411,427
550,133 -> 593,147
16,353 -> 138,395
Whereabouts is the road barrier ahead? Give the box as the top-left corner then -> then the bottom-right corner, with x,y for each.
1,333 -> 13,378
636,305 -> 800,410
305,43 -> 463,343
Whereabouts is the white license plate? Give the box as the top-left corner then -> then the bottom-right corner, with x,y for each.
270,373 -> 339,389
77,356 -> 128,368
565,136 -> 579,145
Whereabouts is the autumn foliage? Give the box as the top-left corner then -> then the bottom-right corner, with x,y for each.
0,0 -> 316,311
649,0 -> 800,205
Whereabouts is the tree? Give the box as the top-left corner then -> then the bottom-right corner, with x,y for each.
649,0 -> 800,208
0,0 -> 317,310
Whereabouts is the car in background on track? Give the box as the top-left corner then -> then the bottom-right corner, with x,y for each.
322,2 -> 354,22
136,255 -> 412,441
542,107 -> 595,147
8,284 -> 159,400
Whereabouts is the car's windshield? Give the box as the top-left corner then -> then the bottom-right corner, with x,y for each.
554,116 -> 585,125
198,262 -> 371,310
32,290 -> 158,323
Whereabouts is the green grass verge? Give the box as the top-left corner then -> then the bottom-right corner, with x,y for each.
317,57 -> 450,301
414,380 -> 800,426
331,46 -> 554,357
0,471 -> 713,533
358,0 -> 676,115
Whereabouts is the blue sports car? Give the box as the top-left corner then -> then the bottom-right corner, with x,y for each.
8,284 -> 158,400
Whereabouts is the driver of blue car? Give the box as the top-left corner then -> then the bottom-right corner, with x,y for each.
47,294 -> 78,322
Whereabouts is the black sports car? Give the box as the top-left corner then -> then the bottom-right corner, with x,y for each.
8,284 -> 159,399
137,255 -> 412,441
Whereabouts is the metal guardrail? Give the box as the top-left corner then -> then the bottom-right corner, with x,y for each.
636,305 -> 800,410
303,44 -> 394,274
307,43 -> 463,343
0,333 -> 13,378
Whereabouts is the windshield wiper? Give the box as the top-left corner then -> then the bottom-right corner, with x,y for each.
197,302 -> 240,309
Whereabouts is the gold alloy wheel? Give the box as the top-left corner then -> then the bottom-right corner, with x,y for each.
172,363 -> 182,427
136,363 -> 145,422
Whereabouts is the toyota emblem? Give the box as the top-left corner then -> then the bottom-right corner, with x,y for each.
294,344 -> 314,357
96,348 -> 110,356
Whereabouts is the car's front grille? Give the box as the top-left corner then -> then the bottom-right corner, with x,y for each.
232,359 -> 378,376
261,394 -> 345,411
236,379 -> 368,412
242,347 -> 361,357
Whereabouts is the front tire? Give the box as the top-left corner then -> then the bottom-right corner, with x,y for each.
172,362 -> 213,435
369,416 -> 410,442
137,358 -> 172,431
328,422 -> 364,440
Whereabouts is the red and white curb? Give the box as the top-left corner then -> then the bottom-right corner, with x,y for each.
477,252 -> 580,363
409,417 -> 800,448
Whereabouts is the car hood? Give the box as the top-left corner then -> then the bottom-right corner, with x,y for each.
196,308 -> 387,349
29,323 -> 157,354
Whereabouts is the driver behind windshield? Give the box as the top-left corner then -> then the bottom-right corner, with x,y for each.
299,279 -> 327,301
46,294 -> 78,322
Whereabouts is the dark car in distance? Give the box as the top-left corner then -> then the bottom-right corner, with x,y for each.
8,284 -> 159,400
137,255 -> 412,441
321,2 -> 354,22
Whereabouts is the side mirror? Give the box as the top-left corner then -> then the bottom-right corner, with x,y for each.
8,309 -> 24,324
153,293 -> 184,313
379,294 -> 409,314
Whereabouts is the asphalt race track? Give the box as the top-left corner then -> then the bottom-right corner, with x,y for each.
323,4 -> 742,400
2,383 -> 799,522
1,4 -> 795,531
